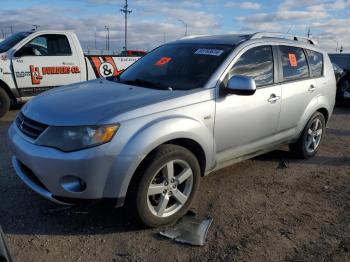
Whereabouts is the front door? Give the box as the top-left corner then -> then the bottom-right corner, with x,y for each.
12,34 -> 82,97
214,45 -> 282,162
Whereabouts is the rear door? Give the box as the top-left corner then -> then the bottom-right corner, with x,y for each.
214,45 -> 282,160
278,45 -> 317,133
12,34 -> 82,97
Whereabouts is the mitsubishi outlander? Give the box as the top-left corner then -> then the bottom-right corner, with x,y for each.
8,33 -> 336,227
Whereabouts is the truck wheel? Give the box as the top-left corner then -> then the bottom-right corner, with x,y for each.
289,112 -> 325,159
0,88 -> 10,118
131,144 -> 200,227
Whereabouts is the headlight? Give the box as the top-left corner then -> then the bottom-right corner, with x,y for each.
36,124 -> 119,152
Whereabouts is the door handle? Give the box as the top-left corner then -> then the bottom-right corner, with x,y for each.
308,85 -> 316,92
267,94 -> 280,103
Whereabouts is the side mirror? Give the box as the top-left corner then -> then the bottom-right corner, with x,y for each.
225,75 -> 256,96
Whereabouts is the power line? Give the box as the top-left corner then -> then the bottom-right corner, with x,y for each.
120,0 -> 132,51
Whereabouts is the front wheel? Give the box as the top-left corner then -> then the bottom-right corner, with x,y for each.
0,88 -> 10,118
290,112 -> 325,158
131,144 -> 201,227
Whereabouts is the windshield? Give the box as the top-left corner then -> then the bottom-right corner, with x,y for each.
0,32 -> 32,53
329,54 -> 350,71
119,43 -> 233,90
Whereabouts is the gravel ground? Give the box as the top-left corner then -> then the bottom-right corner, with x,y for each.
0,107 -> 349,262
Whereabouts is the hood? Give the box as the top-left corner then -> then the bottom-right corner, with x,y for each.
22,79 -> 186,126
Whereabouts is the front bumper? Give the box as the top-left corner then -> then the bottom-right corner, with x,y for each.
8,123 -> 139,206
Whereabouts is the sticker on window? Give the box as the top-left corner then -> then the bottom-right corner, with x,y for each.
288,53 -> 297,67
194,48 -> 224,56
155,57 -> 172,66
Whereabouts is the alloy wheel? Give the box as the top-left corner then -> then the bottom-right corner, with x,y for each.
147,159 -> 193,218
305,118 -> 323,154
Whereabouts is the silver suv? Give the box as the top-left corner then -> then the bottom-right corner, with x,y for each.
8,33 -> 336,227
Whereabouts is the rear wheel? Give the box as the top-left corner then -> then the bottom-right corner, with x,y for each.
0,88 -> 10,118
290,112 -> 325,158
131,144 -> 200,227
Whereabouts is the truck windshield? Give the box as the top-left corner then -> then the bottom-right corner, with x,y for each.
119,43 -> 233,90
0,32 -> 32,53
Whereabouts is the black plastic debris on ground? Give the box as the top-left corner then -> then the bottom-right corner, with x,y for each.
278,153 -> 289,169
159,211 -> 213,246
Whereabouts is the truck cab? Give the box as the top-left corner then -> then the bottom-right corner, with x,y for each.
0,30 -> 141,117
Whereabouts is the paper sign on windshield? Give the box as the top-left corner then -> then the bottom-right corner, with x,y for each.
194,48 -> 224,56
288,53 -> 297,67
155,57 -> 172,66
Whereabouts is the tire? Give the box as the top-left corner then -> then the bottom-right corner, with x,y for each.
130,144 -> 201,227
0,88 -> 10,118
289,112 -> 325,159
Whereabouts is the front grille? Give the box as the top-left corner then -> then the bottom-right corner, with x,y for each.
16,112 -> 48,140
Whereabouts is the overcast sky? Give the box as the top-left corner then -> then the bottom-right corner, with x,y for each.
0,0 -> 349,53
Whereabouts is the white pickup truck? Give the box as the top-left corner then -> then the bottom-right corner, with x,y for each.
0,30 -> 142,117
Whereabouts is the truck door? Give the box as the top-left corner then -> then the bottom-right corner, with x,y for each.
12,34 -> 82,97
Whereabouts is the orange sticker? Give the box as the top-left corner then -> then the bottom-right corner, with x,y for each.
288,53 -> 297,67
155,57 -> 172,66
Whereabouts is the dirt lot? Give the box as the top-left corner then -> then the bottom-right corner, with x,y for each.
0,107 -> 349,262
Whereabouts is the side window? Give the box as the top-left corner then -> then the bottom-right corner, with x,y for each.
229,45 -> 274,87
20,34 -> 72,56
280,45 -> 309,82
306,49 -> 323,77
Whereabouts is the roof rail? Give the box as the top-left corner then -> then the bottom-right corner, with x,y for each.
250,32 -> 318,46
180,34 -> 209,40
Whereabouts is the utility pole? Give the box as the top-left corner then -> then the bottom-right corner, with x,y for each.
9,25 -> 13,35
178,20 -> 188,36
120,0 -> 132,51
105,26 -> 110,51
336,40 -> 339,53
307,28 -> 311,38
94,27 -> 97,50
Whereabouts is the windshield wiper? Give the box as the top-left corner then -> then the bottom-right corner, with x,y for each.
121,79 -> 166,90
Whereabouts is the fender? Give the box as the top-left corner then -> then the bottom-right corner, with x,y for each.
0,58 -> 20,99
295,94 -> 330,137
104,115 -> 215,198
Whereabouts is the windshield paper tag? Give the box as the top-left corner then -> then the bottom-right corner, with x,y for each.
195,48 -> 224,56
155,57 -> 172,66
288,53 -> 297,67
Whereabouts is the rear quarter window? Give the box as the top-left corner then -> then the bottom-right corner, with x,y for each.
306,49 -> 323,77
279,45 -> 309,82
